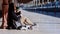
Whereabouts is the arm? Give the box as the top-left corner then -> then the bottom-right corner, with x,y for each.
12,11 -> 18,21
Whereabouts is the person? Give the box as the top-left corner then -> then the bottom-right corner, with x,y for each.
7,0 -> 19,29
15,10 -> 36,30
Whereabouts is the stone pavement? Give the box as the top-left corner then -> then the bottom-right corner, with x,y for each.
18,8 -> 60,34
0,8 -> 60,34
0,29 -> 41,34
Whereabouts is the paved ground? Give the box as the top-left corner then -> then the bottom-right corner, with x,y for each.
18,8 -> 60,34
0,8 -> 60,34
0,29 -> 41,34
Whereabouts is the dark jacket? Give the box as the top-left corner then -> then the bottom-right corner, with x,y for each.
7,3 -> 18,29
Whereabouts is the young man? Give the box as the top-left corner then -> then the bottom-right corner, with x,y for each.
15,10 -> 36,30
